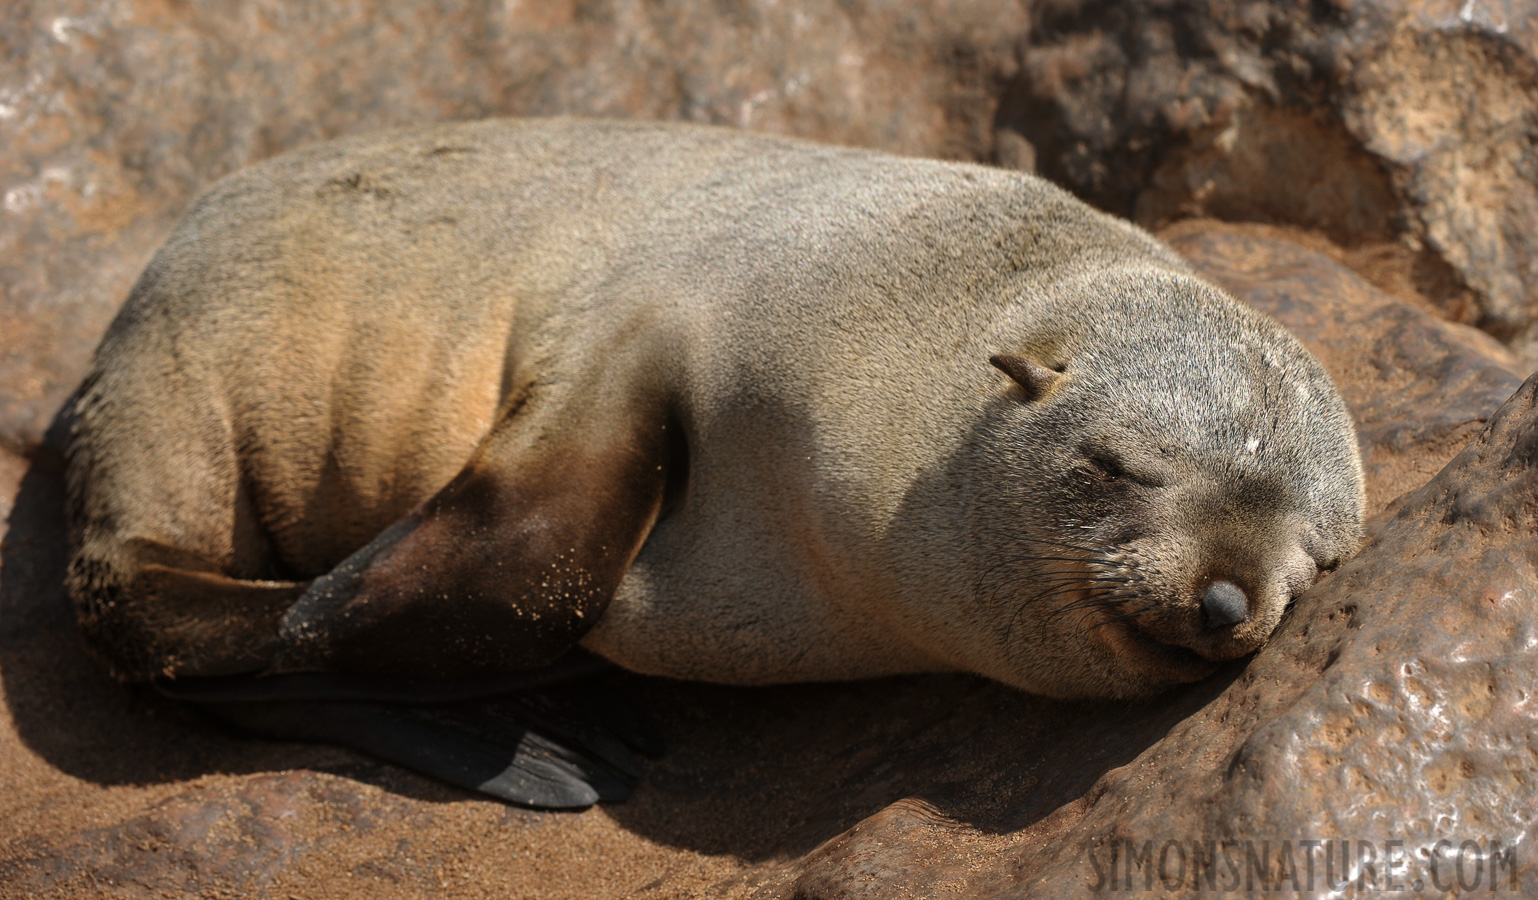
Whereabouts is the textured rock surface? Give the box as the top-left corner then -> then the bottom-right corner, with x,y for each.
1005,349 -> 1538,898
1,772 -> 424,896
998,0 -> 1538,356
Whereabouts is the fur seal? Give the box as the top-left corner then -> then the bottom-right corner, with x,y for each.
63,118 -> 1365,805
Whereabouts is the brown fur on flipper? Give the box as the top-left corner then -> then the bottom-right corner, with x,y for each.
269,383 -> 673,679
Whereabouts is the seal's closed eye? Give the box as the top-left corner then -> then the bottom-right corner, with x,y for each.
1082,451 -> 1164,488
1088,456 -> 1126,482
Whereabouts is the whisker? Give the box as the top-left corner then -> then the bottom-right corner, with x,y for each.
991,532 -> 1155,650
1013,536 -> 1103,553
1048,593 -> 1139,620
1086,609 -> 1149,632
1029,575 -> 1133,586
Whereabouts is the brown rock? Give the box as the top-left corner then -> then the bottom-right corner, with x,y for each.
10,0 -> 1538,452
0,772 -> 426,897
1000,345 -> 1538,899
996,0 -> 1538,357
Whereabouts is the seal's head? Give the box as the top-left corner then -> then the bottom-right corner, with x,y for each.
953,269 -> 1364,699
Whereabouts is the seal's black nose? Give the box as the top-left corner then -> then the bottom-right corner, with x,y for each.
1202,580 -> 1249,628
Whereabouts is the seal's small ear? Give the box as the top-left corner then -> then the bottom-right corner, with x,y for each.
990,354 -> 1061,401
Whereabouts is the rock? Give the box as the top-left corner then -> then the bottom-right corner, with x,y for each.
1005,346 -> 1538,899
0,772 -> 428,897
995,0 -> 1538,359
10,0 -> 1538,444
769,227 -> 1538,898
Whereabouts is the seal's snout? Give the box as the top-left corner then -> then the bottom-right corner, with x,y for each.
1201,580 -> 1249,629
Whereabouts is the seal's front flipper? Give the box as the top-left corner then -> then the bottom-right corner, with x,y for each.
268,385 -> 676,680
160,663 -> 663,809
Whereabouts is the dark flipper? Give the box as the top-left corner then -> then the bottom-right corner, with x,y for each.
159,656 -> 662,809
200,696 -> 629,807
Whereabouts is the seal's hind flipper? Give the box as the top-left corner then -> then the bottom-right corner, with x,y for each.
495,681 -> 665,764
159,666 -> 662,809
199,696 -> 631,807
